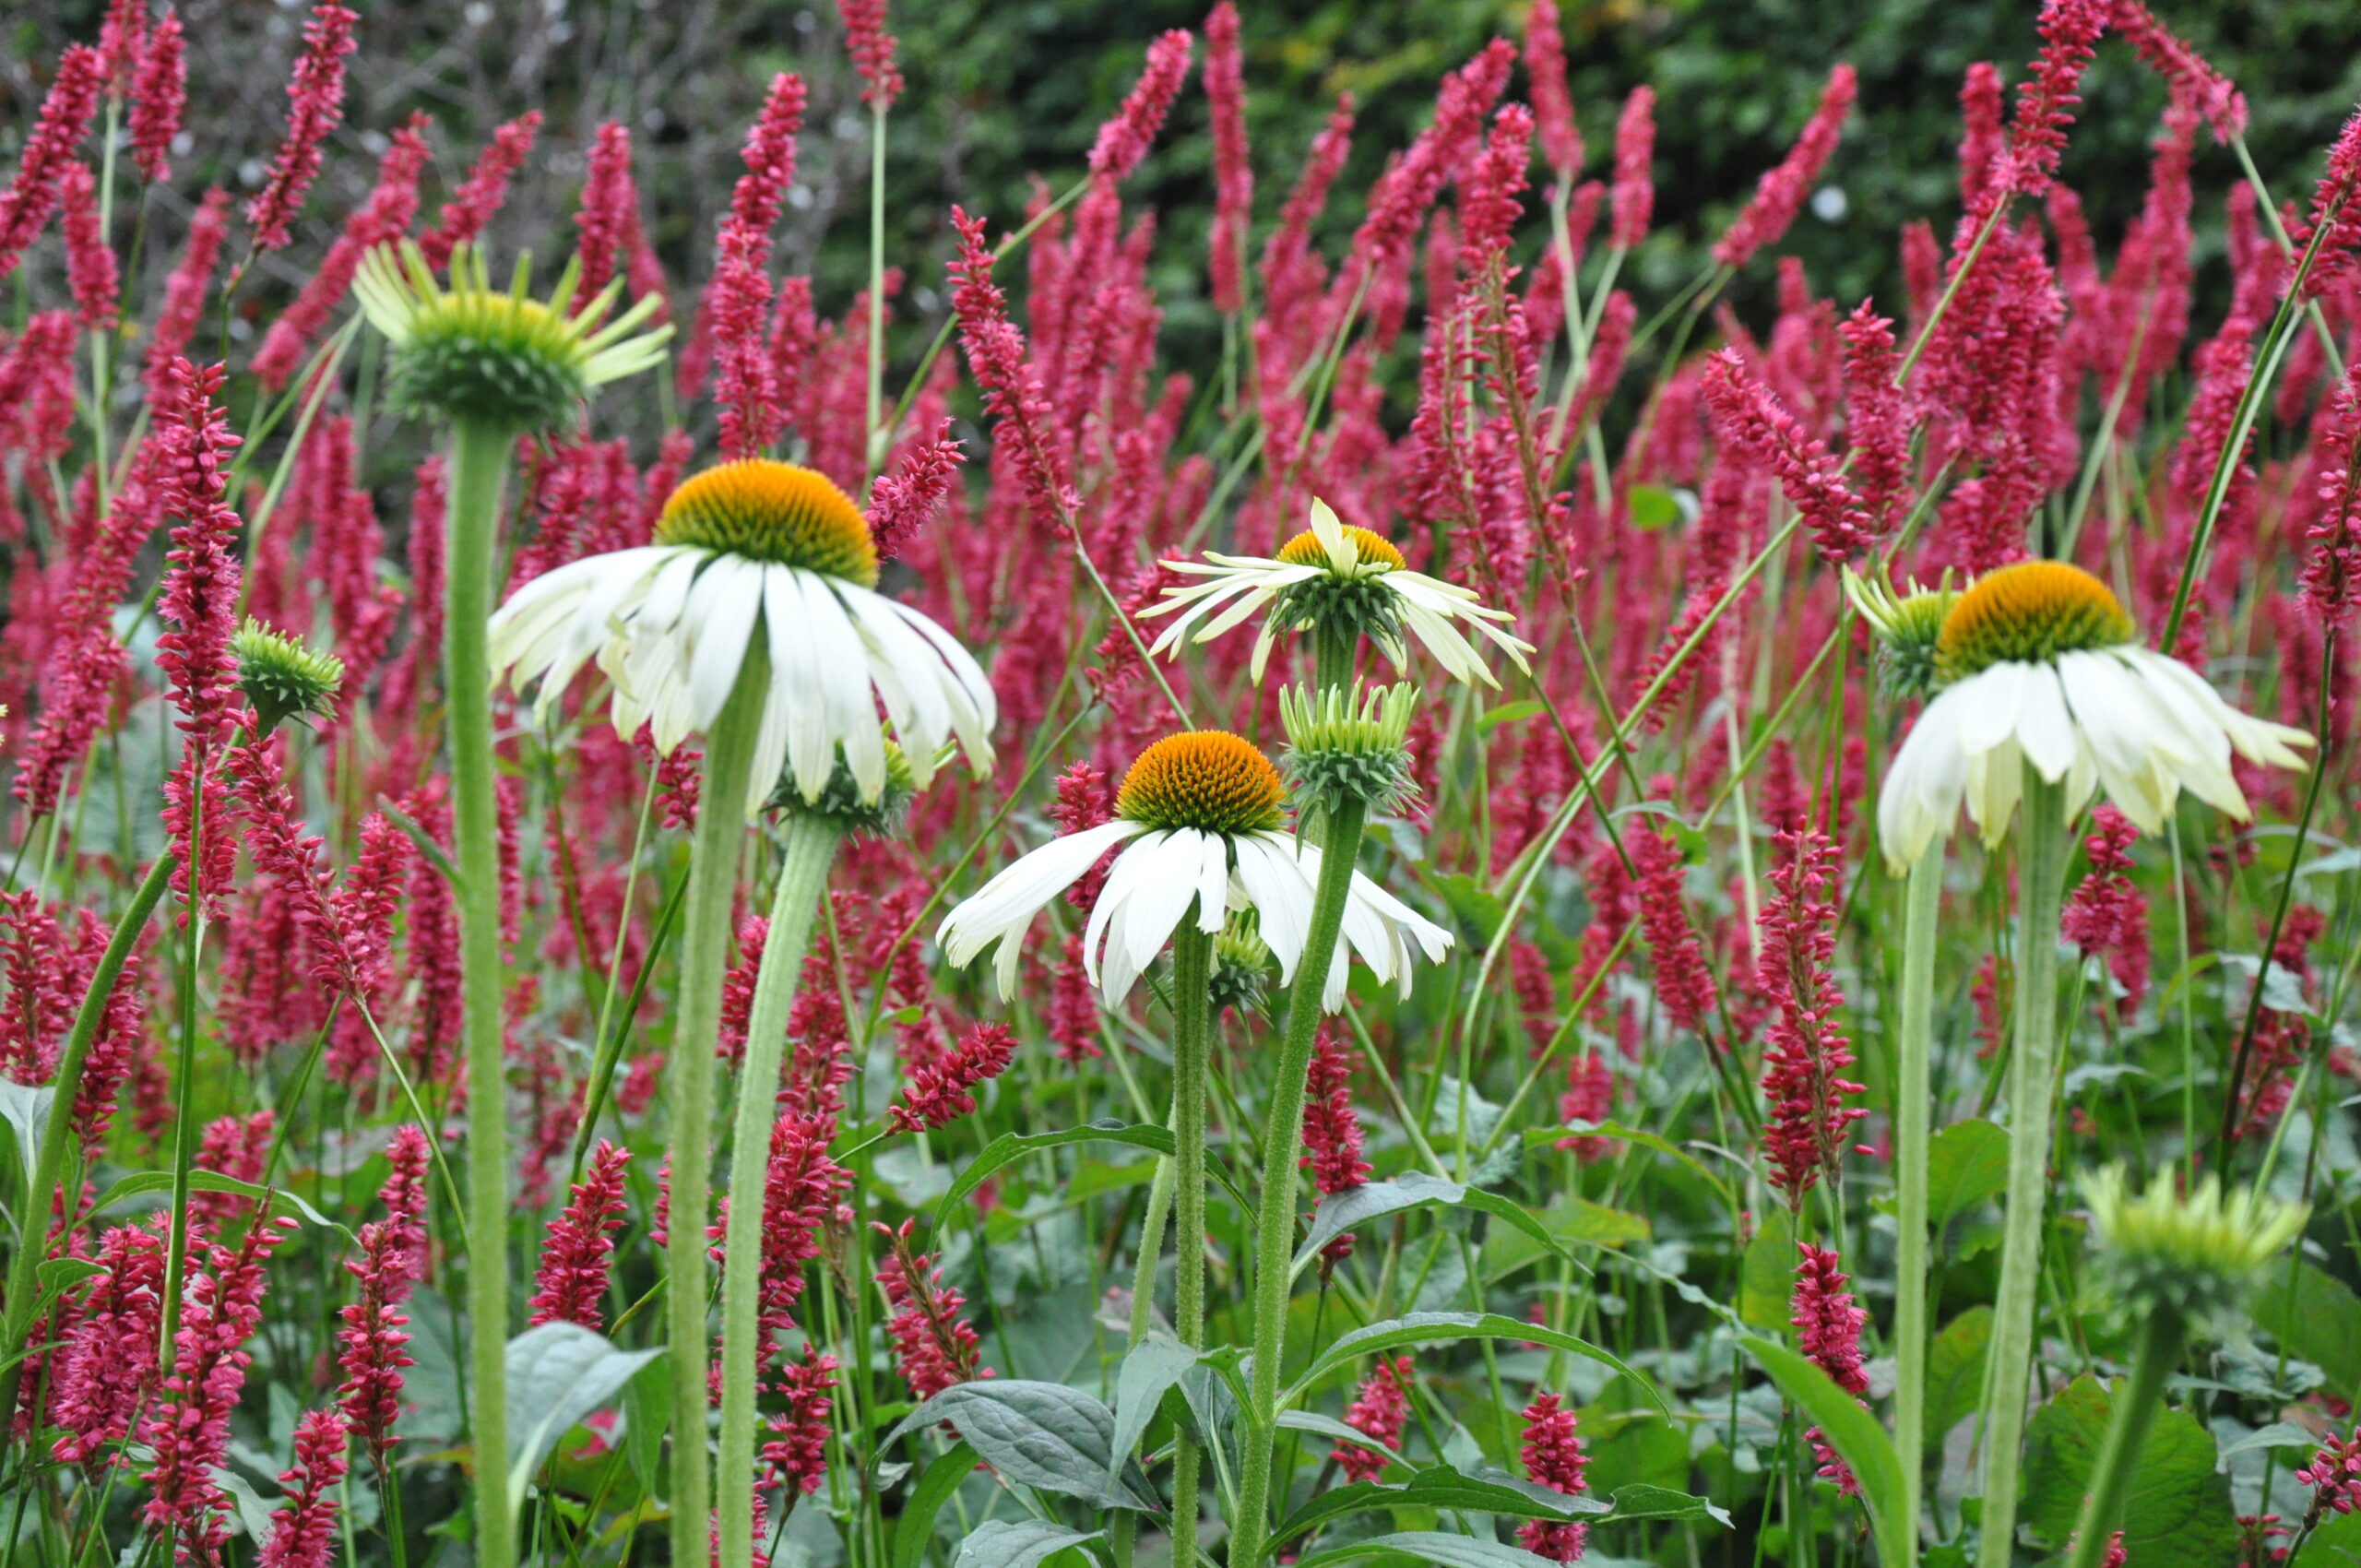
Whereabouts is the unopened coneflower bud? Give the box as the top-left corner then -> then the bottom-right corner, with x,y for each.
771,736 -> 919,839
2082,1165 -> 2307,1328
233,619 -> 344,737
1279,680 -> 1420,817
1843,566 -> 1956,698
1208,909 -> 1275,1015
354,239 -> 670,434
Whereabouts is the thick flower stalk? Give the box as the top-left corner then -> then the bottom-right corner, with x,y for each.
356,236 -> 669,1568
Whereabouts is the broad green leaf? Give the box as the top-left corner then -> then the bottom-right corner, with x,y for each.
623,1356 -> 670,1491
1738,1336 -> 1907,1568
1923,1307 -> 1993,1445
953,1521 -> 1100,1568
1922,1120 -> 2010,1232
1291,1313 -> 1664,1417
1297,1530 -> 1562,1568
1108,1332 -> 1197,1479
1484,1194 -> 1649,1282
887,1441 -> 979,1568
884,1380 -> 1155,1511
35,1256 -> 105,1306
2021,1374 -> 2236,1568
1628,484 -> 1684,531
1299,1172 -> 1569,1279
1276,1408 -> 1407,1465
2254,1263 -> 2361,1398
210,1465 -> 279,1542
1738,1208 -> 1794,1332
1275,1462 -> 1602,1541
936,1121 -> 1174,1223
503,1322 -> 662,1514
89,1169 -> 350,1239
2296,1505 -> 2361,1568
1522,1121 -> 1735,1207
0,1078 -> 54,1190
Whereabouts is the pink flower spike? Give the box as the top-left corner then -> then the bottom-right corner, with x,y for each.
1337,1356 -> 1413,1482
258,1409 -> 349,1568
875,1219 -> 987,1401
1524,0 -> 1584,180
1610,86 -> 1656,249
129,11 -> 186,184
2303,362 -> 2361,627
1714,64 -> 1857,270
867,421 -> 966,563
838,0 -> 905,112
2113,0 -> 2245,143
888,1023 -> 1014,1134
1758,829 -> 1869,1208
1516,1393 -> 1591,1562
421,111 -> 542,268
0,46 -> 105,286
1089,30 -> 1195,185
60,161 -> 119,331
1701,348 -> 1874,563
244,4 -> 359,254
1999,0 -> 2108,198
146,188 -> 231,401
1204,3 -> 1252,314
574,123 -> 647,302
1791,1241 -> 1871,1494
528,1140 -> 633,1329
251,117 -> 431,391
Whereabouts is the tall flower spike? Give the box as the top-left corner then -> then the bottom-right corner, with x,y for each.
0,46 -> 104,286
355,240 -> 670,434
1714,64 -> 1857,269
244,3 -> 357,253
528,1140 -> 632,1328
1143,497 -> 1534,686
488,457 -> 996,814
1516,1394 -> 1591,1562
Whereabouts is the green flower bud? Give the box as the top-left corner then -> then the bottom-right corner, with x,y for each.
233,620 -> 344,736
1279,680 -> 1420,818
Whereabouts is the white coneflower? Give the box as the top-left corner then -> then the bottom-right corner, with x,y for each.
937,729 -> 1451,1007
487,457 -> 995,812
1875,560 -> 2312,871
1140,498 -> 1535,686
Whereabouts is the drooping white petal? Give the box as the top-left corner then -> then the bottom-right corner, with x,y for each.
1230,833 -> 1313,979
683,555 -> 764,731
2011,662 -> 2078,783
937,819 -> 1144,979
1310,497 -> 1354,572
1876,681 -> 1973,870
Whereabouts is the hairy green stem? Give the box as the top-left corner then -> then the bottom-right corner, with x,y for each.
716,814 -> 840,1568
1228,791 -> 1371,1568
445,417 -> 517,1568
1892,850 -> 1943,1563
2062,1309 -> 2186,1568
1976,768 -> 2069,1568
1169,921 -> 1216,1568
0,851 -> 175,1430
664,640 -> 772,1568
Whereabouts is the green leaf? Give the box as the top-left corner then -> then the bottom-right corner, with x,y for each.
2296,1504 -> 2361,1568
1276,1408 -> 1407,1465
935,1121 -> 1173,1224
1738,1208 -> 1795,1332
952,1521 -> 1101,1568
34,1256 -> 105,1306
623,1355 -> 670,1491
1108,1332 -> 1197,1479
1275,1462 -> 1602,1541
884,1380 -> 1155,1511
2254,1263 -> 2361,1399
1477,700 -> 1547,734
1603,1483 -> 1731,1525
1922,1120 -> 2010,1233
888,1441 -> 979,1568
1296,1530 -> 1561,1568
503,1323 -> 662,1514
1628,484 -> 1684,531
1522,1121 -> 1735,1207
1923,1307 -> 1993,1446
1738,1336 -> 1907,1568
210,1465 -> 279,1542
1291,1313 -> 1665,1418
1299,1172 -> 1571,1279
1431,873 -> 1510,945
1483,1194 -> 1649,1282
2021,1374 -> 2236,1568
0,1077 -> 54,1190
88,1168 -> 351,1240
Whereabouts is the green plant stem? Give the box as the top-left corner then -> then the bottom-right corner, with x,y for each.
1228,790 -> 1371,1568
663,640 -> 772,1568
864,98 -> 888,485
1169,920 -> 1216,1568
1892,850 -> 1943,1565
0,851 -> 175,1430
716,813 -> 840,1568
1976,767 -> 2070,1568
445,416 -> 518,1568
2062,1308 -> 2187,1568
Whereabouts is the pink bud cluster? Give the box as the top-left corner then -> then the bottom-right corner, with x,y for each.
1758,830 -> 1868,1207
1516,1393 -> 1592,1562
1337,1356 -> 1413,1482
528,1140 -> 632,1328
0,45 -> 103,286
875,1219 -> 987,1401
1791,1241 -> 1870,1493
1714,65 -> 1857,270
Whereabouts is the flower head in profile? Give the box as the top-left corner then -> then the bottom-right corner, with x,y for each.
354,239 -> 669,432
2082,1165 -> 2306,1325
1843,566 -> 1957,699
1874,561 -> 2313,871
1142,498 -> 1534,686
233,620 -> 344,737
489,458 -> 995,816
937,730 -> 1451,1008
